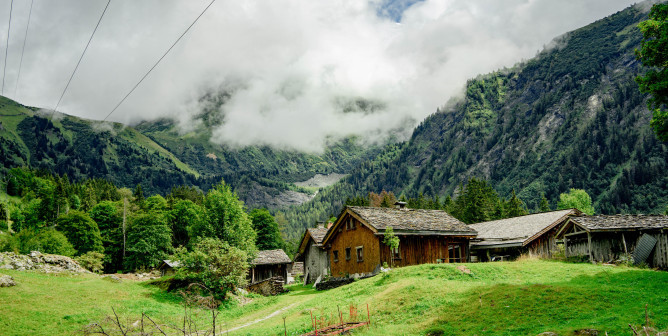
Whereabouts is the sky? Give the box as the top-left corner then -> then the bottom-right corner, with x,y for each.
0,0 -> 642,152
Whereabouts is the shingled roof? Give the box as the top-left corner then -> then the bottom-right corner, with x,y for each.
251,249 -> 292,265
568,215 -> 668,231
468,209 -> 577,248
307,227 -> 328,244
345,206 -> 475,235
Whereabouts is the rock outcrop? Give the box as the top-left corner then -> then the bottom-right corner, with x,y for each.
0,275 -> 16,287
0,251 -> 90,273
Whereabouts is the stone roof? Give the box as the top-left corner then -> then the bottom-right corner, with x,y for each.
570,215 -> 668,231
347,206 -> 475,235
468,209 -> 576,246
252,249 -> 292,265
161,259 -> 182,268
307,227 -> 328,244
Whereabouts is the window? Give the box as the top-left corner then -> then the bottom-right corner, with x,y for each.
346,218 -> 355,230
448,244 -> 462,263
345,247 -> 351,260
392,246 -> 401,260
333,250 -> 339,262
356,246 -> 364,262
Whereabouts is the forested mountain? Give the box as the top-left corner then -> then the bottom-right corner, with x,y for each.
0,97 -> 380,207
280,5 -> 668,239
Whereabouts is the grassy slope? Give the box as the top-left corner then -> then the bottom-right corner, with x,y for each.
1,260 -> 666,336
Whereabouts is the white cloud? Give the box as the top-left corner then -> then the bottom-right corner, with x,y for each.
0,0 -> 639,152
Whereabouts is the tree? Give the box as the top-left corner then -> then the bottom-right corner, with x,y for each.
451,178 -> 503,223
636,3 -> 668,141
167,200 -> 203,248
144,195 -> 168,213
505,189 -> 528,218
172,238 -> 250,300
56,211 -> 104,255
383,226 -> 400,268
557,189 -> 595,215
133,184 -> 144,205
125,213 -> 172,271
203,181 -> 256,253
538,194 -> 551,212
249,208 -> 285,251
20,228 -> 77,256
89,201 -> 123,271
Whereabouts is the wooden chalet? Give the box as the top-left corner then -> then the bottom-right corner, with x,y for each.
556,215 -> 668,268
249,249 -> 292,284
321,204 -> 477,278
295,225 -> 330,284
468,209 -> 580,261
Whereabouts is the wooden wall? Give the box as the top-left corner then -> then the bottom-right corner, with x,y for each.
527,226 -> 561,258
379,236 -> 470,267
565,230 -> 668,268
328,216 -> 380,277
250,264 -> 288,284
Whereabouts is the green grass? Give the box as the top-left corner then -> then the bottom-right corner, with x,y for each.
1,260 -> 667,335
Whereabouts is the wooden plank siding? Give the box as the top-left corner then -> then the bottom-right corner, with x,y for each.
379,236 -> 470,267
526,225 -> 561,258
328,217 -> 380,277
564,230 -> 668,268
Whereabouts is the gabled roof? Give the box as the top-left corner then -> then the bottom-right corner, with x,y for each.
296,227 -> 329,259
323,206 -> 475,245
160,259 -> 182,268
252,249 -> 292,266
468,209 -> 578,248
566,215 -> 668,232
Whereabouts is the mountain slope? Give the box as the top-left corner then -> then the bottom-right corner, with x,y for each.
0,96 -> 382,207
0,97 -> 200,195
282,4 -> 668,239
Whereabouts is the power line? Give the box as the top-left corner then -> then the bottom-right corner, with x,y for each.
14,0 -> 34,98
102,0 -> 217,122
2,0 -> 13,95
50,0 -> 111,118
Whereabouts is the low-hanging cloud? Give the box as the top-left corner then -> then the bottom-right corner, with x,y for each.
0,0 -> 639,152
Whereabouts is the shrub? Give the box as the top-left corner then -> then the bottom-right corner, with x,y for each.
172,238 -> 250,300
75,251 -> 105,274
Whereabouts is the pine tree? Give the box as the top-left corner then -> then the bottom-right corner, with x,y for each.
505,189 -> 528,218
539,194 -> 551,212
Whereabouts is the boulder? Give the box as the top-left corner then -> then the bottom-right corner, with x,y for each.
0,252 -> 89,273
102,275 -> 122,283
0,275 -> 16,287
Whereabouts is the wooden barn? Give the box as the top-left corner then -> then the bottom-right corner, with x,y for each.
556,215 -> 668,268
321,204 -> 477,278
249,249 -> 292,284
294,225 -> 330,284
468,209 -> 580,261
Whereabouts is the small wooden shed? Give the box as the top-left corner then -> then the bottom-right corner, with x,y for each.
157,260 -> 181,276
556,215 -> 668,268
249,249 -> 292,284
468,209 -> 579,261
295,226 -> 330,284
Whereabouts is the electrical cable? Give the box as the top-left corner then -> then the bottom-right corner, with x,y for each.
2,0 -> 14,95
49,0 -> 111,118
102,0 -> 217,122
14,0 -> 34,98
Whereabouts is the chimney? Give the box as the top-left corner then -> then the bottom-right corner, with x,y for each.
394,201 -> 407,210
316,221 -> 325,229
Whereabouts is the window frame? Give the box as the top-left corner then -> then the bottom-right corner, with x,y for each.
356,246 -> 364,262
333,250 -> 339,263
345,247 -> 351,261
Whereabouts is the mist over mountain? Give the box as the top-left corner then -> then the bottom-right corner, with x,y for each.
279,3 -> 668,239
0,0 -> 638,152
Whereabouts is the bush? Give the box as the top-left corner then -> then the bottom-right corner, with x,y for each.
28,229 -> 77,256
0,232 -> 18,253
172,238 -> 250,300
75,251 -> 105,274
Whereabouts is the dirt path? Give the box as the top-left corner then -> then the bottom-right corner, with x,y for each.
225,303 -> 298,333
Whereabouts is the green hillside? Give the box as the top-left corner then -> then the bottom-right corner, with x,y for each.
282,4 -> 668,237
1,260 -> 666,335
0,98 -> 201,196
0,96 -> 380,205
